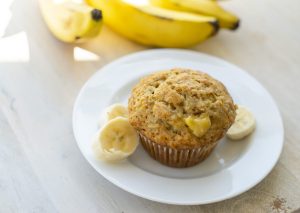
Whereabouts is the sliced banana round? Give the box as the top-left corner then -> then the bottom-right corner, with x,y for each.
226,105 -> 256,140
98,103 -> 128,127
105,103 -> 128,121
93,117 -> 139,161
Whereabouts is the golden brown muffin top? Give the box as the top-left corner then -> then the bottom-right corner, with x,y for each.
128,68 -> 236,149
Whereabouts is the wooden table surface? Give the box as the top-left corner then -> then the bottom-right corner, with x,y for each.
0,0 -> 300,212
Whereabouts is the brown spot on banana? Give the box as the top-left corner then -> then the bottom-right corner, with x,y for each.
230,19 -> 240,30
91,9 -> 102,21
209,20 -> 220,37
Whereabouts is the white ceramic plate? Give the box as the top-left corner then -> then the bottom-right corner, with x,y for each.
73,49 -> 284,205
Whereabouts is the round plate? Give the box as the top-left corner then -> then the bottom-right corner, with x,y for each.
73,49 -> 284,205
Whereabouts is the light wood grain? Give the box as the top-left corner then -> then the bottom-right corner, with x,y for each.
0,0 -> 300,212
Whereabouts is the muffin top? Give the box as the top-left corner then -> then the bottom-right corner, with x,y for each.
128,68 -> 236,149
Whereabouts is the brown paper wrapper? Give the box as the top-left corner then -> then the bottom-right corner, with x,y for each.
139,133 -> 218,168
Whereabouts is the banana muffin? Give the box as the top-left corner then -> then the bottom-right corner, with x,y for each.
128,68 -> 236,167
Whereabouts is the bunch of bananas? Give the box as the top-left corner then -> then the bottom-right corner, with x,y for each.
40,0 -> 239,47
86,0 -> 240,47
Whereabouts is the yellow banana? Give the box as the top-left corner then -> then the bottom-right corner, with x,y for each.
150,0 -> 239,30
39,0 -> 103,43
85,0 -> 219,47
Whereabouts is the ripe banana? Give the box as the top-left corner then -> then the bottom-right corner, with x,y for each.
150,0 -> 239,30
93,117 -> 139,161
39,0 -> 103,43
85,0 -> 219,47
226,105 -> 256,140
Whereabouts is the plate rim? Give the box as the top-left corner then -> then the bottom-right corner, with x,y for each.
72,49 -> 284,205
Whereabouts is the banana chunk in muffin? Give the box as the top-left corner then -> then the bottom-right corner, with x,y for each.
184,113 -> 211,138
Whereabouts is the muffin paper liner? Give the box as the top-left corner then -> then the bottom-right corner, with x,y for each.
139,133 -> 218,168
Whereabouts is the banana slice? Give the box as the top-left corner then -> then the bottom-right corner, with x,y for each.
98,103 -> 128,126
105,103 -> 128,121
93,117 -> 139,161
226,105 -> 256,140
